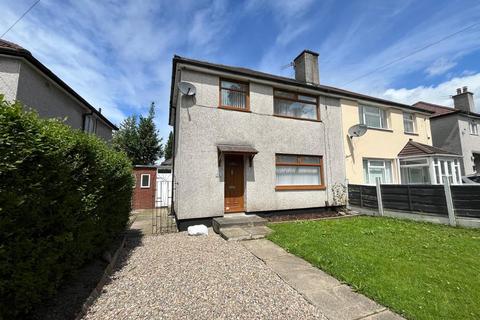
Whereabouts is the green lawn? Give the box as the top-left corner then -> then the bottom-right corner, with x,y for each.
268,216 -> 480,320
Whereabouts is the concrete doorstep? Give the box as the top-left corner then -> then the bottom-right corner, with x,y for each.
242,239 -> 404,320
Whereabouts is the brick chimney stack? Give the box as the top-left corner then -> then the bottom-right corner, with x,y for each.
293,50 -> 320,86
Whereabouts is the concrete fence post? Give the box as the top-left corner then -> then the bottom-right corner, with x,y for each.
375,178 -> 384,216
443,177 -> 456,227
345,179 -> 350,210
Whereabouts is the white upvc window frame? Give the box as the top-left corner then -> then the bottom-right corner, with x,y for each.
359,105 -> 389,129
83,114 -> 97,134
140,174 -> 151,188
432,158 -> 462,185
469,121 -> 479,135
403,112 -> 416,134
363,158 -> 393,184
399,157 -> 430,184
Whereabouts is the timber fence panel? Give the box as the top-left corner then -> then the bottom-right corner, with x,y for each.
348,184 -> 377,209
451,185 -> 480,218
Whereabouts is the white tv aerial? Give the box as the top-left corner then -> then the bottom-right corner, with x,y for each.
348,124 -> 368,139
178,81 -> 196,96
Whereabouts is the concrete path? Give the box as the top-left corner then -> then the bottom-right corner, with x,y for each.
243,239 -> 404,320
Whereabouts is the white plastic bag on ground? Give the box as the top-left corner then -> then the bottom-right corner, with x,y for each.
187,224 -> 208,236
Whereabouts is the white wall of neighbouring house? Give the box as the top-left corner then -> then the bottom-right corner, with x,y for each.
173,68 -> 346,221
458,116 -> 480,176
14,60 -> 113,140
0,56 -> 20,101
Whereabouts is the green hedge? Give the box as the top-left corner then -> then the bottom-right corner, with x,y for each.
0,97 -> 133,319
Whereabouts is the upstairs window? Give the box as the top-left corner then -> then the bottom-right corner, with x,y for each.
403,113 -> 416,133
275,154 -> 324,190
83,114 -> 97,134
219,79 -> 249,111
469,121 -> 479,135
274,90 -> 319,120
360,105 -> 388,129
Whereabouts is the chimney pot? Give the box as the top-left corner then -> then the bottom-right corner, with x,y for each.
293,50 -> 320,86
453,86 -> 475,112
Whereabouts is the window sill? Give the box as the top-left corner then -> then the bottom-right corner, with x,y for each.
404,131 -> 418,136
366,126 -> 393,133
274,114 -> 321,122
275,185 -> 326,191
219,106 -> 251,113
140,186 -> 150,189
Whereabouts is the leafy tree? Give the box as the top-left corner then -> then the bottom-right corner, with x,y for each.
164,131 -> 173,160
113,102 -> 163,165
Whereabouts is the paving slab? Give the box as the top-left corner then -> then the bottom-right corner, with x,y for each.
243,239 -> 404,320
362,310 -> 405,320
303,285 -> 385,320
242,239 -> 290,260
242,226 -> 272,239
268,257 -> 342,291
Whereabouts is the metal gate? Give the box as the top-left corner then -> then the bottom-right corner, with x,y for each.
155,173 -> 172,208
151,174 -> 177,234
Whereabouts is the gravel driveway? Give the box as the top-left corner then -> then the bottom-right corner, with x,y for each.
82,232 -> 325,319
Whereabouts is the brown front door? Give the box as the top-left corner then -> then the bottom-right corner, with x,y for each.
224,154 -> 245,213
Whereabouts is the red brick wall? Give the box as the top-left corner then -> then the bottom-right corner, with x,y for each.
132,167 -> 157,210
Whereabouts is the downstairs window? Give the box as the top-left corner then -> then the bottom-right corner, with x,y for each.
363,159 -> 392,184
275,154 -> 325,190
400,159 -> 430,184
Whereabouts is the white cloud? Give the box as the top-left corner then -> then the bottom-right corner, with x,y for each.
381,72 -> 480,112
0,0 -> 235,142
188,0 -> 228,51
425,57 -> 457,76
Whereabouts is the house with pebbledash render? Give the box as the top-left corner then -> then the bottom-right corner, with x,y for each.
168,50 -> 458,229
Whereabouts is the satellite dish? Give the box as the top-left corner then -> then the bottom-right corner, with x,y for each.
178,81 -> 196,96
348,124 -> 368,138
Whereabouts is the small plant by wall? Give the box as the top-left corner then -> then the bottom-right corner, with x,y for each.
332,182 -> 347,206
0,96 -> 133,319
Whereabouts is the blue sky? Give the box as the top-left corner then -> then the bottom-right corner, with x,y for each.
1,0 -> 480,143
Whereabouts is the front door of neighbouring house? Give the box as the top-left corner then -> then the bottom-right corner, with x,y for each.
224,154 -> 245,213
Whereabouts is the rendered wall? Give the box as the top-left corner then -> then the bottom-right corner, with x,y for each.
458,116 -> 480,175
430,116 -> 462,155
341,99 -> 432,184
15,60 -> 113,140
173,69 -> 346,220
0,56 -> 20,101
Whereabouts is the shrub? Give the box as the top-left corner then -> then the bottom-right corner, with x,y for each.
0,97 -> 133,319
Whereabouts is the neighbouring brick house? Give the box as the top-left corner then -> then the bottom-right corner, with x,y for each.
132,165 -> 157,210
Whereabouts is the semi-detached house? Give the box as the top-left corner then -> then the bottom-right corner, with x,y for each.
0,39 -> 117,140
414,87 -> 480,178
168,50 -> 459,229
